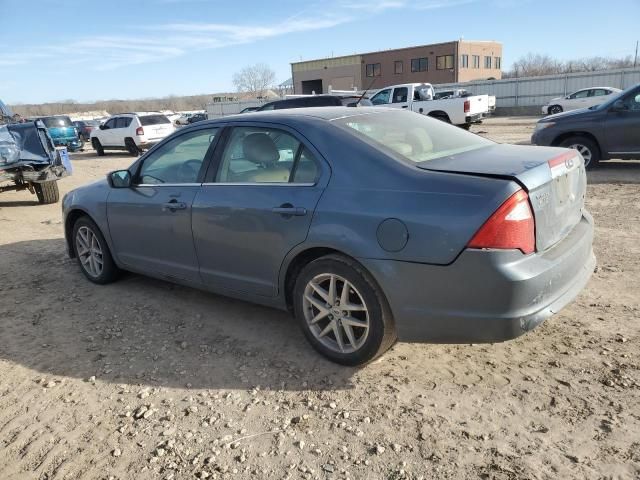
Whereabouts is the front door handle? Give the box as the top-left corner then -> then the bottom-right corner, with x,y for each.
272,204 -> 307,216
162,200 -> 187,212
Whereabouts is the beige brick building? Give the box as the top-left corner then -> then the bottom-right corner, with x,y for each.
291,40 -> 503,94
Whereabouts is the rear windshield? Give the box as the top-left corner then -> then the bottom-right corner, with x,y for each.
333,111 -> 493,163
139,114 -> 171,126
41,116 -> 72,128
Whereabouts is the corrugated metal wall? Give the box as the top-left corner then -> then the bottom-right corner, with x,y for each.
435,68 -> 640,107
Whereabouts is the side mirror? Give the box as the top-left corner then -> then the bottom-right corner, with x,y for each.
99,124 -> 106,130
108,170 -> 131,188
611,100 -> 628,112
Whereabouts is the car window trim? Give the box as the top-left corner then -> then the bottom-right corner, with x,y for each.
203,123 -> 326,186
131,125 -> 223,186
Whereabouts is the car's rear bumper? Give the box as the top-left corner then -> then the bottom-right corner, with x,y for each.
465,113 -> 484,124
359,212 -> 595,343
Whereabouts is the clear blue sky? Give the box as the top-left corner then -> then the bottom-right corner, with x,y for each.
1,0 -> 638,104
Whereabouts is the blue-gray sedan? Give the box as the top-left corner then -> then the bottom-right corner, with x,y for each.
63,108 -> 595,365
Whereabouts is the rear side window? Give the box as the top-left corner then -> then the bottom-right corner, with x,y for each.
140,115 -> 171,126
334,111 -> 493,164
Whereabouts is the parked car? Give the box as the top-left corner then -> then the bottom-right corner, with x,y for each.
1,119 -> 71,203
532,83 -> 640,169
370,83 -> 490,128
435,88 -> 496,115
175,113 -> 198,125
90,112 -> 175,156
542,87 -> 622,115
187,113 -> 208,124
258,95 -> 373,111
34,116 -> 84,152
63,107 -> 595,365
73,120 -> 100,141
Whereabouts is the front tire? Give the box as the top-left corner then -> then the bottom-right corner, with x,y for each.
293,254 -> 396,366
92,138 -> 105,156
560,136 -> 600,169
72,216 -> 119,284
548,105 -> 563,115
33,181 -> 59,204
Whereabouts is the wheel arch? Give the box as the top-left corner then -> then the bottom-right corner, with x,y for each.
551,131 -> 604,158
65,208 -> 93,258
426,110 -> 451,122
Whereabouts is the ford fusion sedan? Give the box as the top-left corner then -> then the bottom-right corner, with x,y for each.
532,83 -> 640,169
63,108 -> 595,365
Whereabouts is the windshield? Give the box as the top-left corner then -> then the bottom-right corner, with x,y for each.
41,116 -> 72,128
333,111 -> 493,163
140,114 -> 171,126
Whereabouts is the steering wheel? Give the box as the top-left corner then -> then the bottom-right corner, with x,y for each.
177,159 -> 202,183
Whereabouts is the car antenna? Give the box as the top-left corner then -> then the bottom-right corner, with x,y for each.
355,77 -> 377,106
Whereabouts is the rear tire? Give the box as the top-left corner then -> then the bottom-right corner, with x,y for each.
92,138 -> 105,156
429,113 -> 451,124
34,181 -> 59,204
293,254 -> 396,366
72,216 -> 120,284
125,138 -> 140,156
559,136 -> 600,169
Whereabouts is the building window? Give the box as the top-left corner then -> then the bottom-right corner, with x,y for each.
460,54 -> 469,68
472,55 -> 480,69
484,56 -> 492,69
366,63 -> 381,77
394,60 -> 403,74
494,56 -> 501,69
436,55 -> 454,70
411,57 -> 428,72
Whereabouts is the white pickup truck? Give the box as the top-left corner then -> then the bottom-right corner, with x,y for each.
434,88 -> 496,114
369,83 -> 490,128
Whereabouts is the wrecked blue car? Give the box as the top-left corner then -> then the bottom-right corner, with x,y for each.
0,117 -> 71,204
35,115 -> 84,152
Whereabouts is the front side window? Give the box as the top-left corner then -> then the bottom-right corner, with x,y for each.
104,118 -> 117,129
622,91 -> 640,111
334,111 -> 492,164
115,117 -> 132,128
394,60 -> 403,74
411,57 -> 428,72
137,128 -> 218,184
436,55 -> 454,70
371,89 -> 391,105
215,127 -> 318,184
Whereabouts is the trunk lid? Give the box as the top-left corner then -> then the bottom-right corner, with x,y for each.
419,143 -> 586,252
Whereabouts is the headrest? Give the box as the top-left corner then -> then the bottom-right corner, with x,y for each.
242,133 -> 279,166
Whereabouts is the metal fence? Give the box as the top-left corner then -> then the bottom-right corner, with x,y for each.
434,68 -> 640,108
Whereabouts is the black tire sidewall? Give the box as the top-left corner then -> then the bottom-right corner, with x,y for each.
550,105 -> 562,115
125,138 -> 139,156
293,256 -> 389,366
72,217 -> 118,284
92,138 -> 105,156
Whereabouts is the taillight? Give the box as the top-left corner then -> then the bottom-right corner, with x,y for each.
464,99 -> 470,113
136,127 -> 144,135
468,189 -> 535,254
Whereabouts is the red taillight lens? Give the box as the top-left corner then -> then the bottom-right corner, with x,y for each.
468,189 -> 535,254
136,127 -> 144,135
464,99 -> 470,113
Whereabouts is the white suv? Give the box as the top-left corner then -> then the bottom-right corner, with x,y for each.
90,112 -> 175,156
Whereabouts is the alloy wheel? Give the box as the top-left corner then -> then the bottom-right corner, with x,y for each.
568,143 -> 592,167
75,226 -> 103,278
302,273 -> 369,354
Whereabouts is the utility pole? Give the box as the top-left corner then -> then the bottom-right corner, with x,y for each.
634,40 -> 638,68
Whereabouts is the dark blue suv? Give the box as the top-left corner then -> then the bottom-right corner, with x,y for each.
532,83 -> 640,168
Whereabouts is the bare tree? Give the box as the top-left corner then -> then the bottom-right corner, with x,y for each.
504,53 -> 635,78
232,63 -> 276,98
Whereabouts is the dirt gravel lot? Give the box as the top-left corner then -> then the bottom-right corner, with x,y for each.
1,117 -> 639,480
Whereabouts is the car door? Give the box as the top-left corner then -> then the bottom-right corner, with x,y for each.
114,116 -> 132,147
389,87 -> 409,109
192,124 -> 329,297
564,89 -> 590,111
604,89 -> 640,154
101,118 -> 117,145
106,126 -> 220,282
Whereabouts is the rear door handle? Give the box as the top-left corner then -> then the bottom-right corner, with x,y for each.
272,205 -> 307,216
162,200 -> 187,211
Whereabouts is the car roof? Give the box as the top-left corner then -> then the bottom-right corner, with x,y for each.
227,106 -> 393,121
